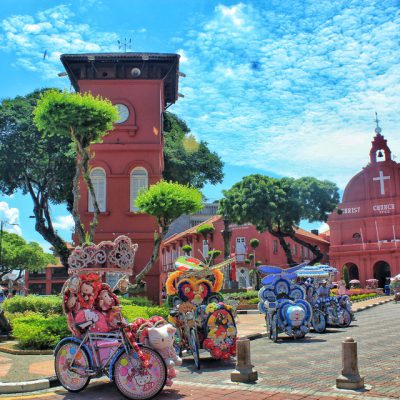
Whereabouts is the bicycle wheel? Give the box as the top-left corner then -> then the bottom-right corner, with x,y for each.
340,309 -> 352,327
312,309 -> 326,333
113,346 -> 167,400
188,328 -> 200,370
54,340 -> 91,392
270,314 -> 278,342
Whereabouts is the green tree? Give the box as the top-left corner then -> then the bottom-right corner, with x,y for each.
0,231 -> 55,280
219,174 -> 339,266
163,112 -> 224,188
343,265 -> 350,289
182,245 -> 192,256
34,91 -> 118,244
0,89 -> 75,267
207,249 -> 222,265
133,181 -> 202,292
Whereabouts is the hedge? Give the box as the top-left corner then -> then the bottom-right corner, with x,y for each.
11,313 -> 69,350
2,295 -> 62,316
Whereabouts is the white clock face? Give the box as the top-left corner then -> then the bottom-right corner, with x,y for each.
115,103 -> 129,124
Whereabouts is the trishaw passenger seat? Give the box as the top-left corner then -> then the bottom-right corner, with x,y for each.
75,320 -> 95,332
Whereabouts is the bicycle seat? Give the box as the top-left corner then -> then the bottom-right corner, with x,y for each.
75,320 -> 95,331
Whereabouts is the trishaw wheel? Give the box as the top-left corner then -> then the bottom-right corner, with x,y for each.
312,310 -> 326,333
188,328 -> 201,370
271,314 -> 278,342
54,340 -> 91,392
341,309 -> 352,327
113,346 -> 167,400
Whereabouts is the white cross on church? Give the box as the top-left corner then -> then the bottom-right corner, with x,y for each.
373,171 -> 390,195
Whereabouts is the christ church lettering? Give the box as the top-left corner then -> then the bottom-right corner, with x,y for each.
341,207 -> 360,214
372,203 -> 395,214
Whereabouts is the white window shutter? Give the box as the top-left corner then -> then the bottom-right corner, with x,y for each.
130,168 -> 148,211
88,169 -> 106,212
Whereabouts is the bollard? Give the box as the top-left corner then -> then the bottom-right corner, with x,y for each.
230,337 -> 258,383
336,337 -> 365,390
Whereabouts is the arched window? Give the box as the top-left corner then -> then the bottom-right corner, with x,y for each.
88,168 -> 106,212
130,167 -> 148,211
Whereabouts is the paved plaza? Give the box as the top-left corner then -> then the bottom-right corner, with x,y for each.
0,301 -> 398,399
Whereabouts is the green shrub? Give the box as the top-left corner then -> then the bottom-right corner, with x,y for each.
121,305 -> 168,321
118,296 -> 155,307
2,295 -> 62,316
248,298 -> 259,304
12,314 -> 69,350
223,291 -> 258,301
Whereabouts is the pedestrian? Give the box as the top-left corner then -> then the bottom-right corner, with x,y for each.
318,280 -> 330,298
338,279 -> 346,295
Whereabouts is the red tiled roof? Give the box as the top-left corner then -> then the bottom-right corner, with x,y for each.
294,227 -> 330,244
163,215 -> 222,246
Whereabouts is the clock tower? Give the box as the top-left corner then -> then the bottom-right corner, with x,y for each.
61,53 -> 180,302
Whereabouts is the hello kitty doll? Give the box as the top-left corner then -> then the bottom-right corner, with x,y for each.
147,324 -> 182,386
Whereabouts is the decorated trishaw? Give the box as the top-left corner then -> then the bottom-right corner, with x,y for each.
257,264 -> 313,341
55,236 -> 179,400
166,256 -> 237,369
390,274 -> 400,302
296,265 -> 352,331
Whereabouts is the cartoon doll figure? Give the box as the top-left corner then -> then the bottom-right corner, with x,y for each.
95,284 -> 121,330
78,274 -> 101,309
63,288 -> 81,336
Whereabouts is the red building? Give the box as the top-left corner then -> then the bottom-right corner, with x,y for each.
26,53 -> 181,301
162,215 -> 329,289
328,125 -> 400,288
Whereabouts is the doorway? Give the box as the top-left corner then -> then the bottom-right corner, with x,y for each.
373,261 -> 391,288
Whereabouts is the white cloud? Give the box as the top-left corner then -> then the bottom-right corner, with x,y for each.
173,1 -> 400,190
0,4 -> 118,79
0,202 -> 22,235
318,222 -> 330,233
53,215 -> 74,231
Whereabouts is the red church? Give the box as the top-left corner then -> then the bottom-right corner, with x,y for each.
328,122 -> 400,288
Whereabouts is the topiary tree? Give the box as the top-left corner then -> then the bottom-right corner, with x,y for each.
182,244 -> 192,256
248,253 -> 255,260
244,258 -> 251,265
207,249 -> 222,265
196,224 -> 215,241
34,90 -> 118,244
133,181 -> 202,292
255,261 -> 262,267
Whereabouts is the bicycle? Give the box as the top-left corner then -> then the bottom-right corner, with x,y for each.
170,308 -> 201,369
54,320 -> 167,400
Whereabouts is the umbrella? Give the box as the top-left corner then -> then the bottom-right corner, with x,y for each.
317,265 -> 338,274
349,279 -> 360,284
296,265 -> 329,278
258,262 -> 308,275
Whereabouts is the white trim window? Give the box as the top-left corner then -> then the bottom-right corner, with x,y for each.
130,167 -> 148,211
202,240 -> 209,259
88,168 -> 106,212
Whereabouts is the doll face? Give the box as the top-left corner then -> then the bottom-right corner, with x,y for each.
98,289 -> 115,311
68,276 -> 80,293
81,282 -> 95,304
66,292 -> 78,310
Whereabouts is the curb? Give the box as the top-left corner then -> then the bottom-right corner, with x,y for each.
0,376 -> 59,394
353,298 -> 392,313
0,345 -> 53,355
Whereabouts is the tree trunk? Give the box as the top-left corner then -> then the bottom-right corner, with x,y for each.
71,155 -> 86,245
269,229 -> 296,266
129,228 -> 166,294
289,232 -> 323,265
24,174 -> 71,267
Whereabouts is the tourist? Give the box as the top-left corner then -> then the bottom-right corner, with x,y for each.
338,279 -> 346,295
318,280 -> 330,298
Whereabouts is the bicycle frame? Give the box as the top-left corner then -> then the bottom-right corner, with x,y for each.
55,327 -> 131,380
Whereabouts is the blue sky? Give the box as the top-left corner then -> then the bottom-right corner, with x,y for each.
1,0 -> 400,250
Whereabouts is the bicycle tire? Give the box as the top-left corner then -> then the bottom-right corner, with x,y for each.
54,339 -> 91,392
113,345 -> 167,400
188,328 -> 201,370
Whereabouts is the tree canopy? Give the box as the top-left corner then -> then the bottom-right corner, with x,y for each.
218,174 -> 339,265
0,89 -> 75,267
163,112 -> 224,188
34,90 -> 118,244
132,181 -> 203,291
0,231 -> 55,280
